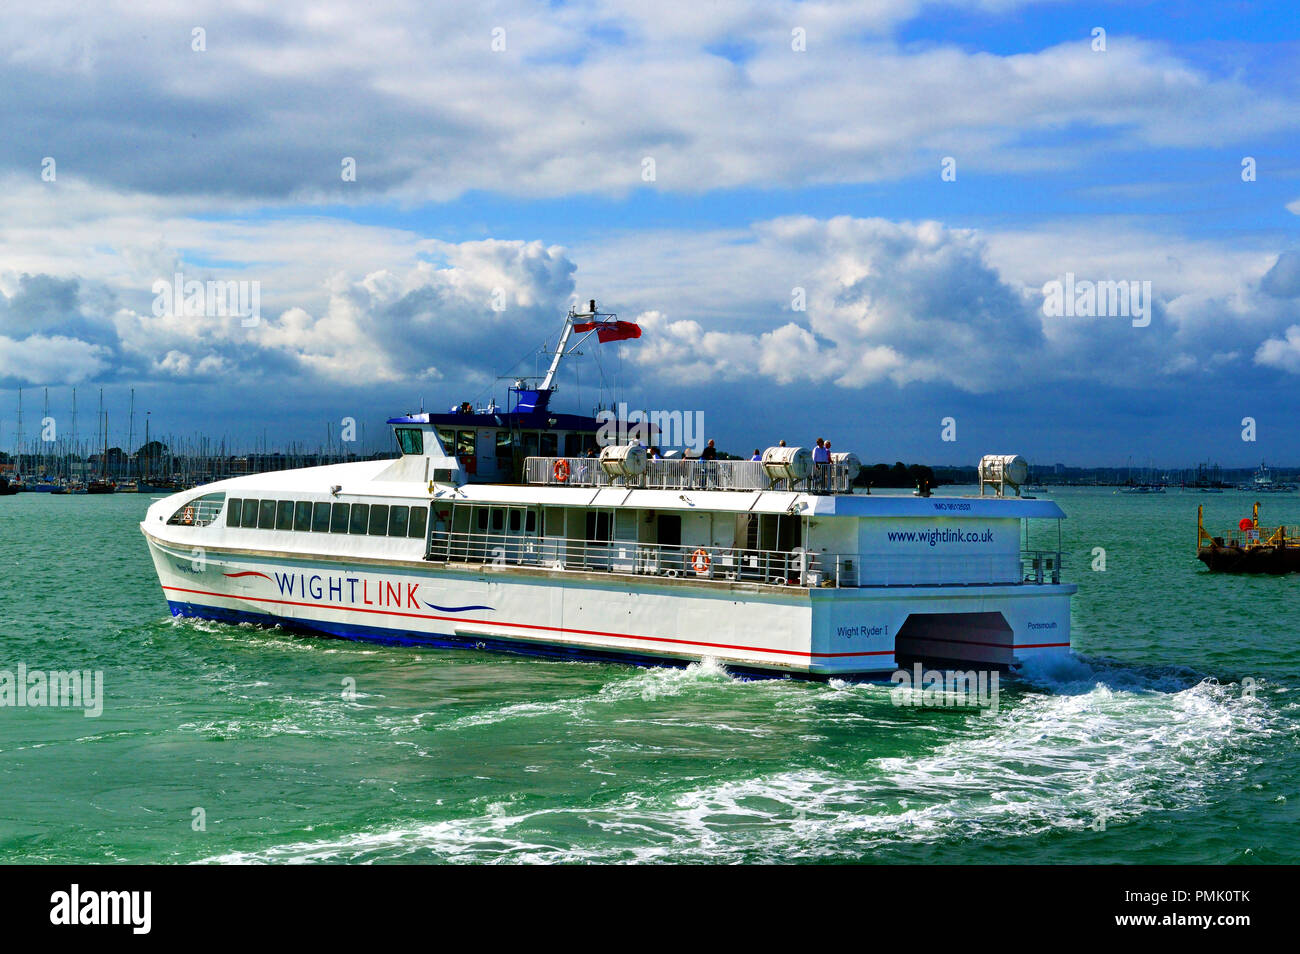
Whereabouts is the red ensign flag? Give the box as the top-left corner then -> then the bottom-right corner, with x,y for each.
573,320 -> 641,343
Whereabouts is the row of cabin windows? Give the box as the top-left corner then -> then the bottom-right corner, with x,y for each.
438,507 -> 799,553
225,498 -> 428,539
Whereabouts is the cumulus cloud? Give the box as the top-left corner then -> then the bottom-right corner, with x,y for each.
1255,326 -> 1300,373
0,333 -> 111,384
1,238 -> 579,390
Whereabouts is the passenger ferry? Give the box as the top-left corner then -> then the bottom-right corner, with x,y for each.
141,302 -> 1076,678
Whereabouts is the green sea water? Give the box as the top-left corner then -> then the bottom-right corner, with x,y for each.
1,488 -> 1296,864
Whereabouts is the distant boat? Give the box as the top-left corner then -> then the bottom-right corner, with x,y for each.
0,475 -> 21,496
1121,484 -> 1165,494
86,479 -> 116,495
1246,461 -> 1295,493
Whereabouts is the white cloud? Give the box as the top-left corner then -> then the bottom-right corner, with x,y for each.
1,3 -> 1294,201
1256,326 -> 1300,373
0,333 -> 111,383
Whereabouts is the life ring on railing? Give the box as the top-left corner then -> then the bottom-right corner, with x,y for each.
182,506 -> 194,525
690,548 -> 711,574
553,459 -> 571,483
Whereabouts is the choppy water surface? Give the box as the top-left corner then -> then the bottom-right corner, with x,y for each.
1,489 -> 1296,863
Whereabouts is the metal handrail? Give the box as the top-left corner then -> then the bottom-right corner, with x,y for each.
166,494 -> 226,527
1216,525 -> 1299,548
426,530 -> 1064,589
431,530 -> 843,586
524,456 -> 852,492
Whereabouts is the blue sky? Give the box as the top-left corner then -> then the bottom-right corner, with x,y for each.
1,0 -> 1299,467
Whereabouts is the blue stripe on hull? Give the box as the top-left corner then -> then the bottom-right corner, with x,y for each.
165,599 -> 879,682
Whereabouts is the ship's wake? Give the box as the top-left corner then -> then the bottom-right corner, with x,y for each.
196,652 -> 1288,864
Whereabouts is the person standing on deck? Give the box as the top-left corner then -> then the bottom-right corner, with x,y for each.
812,437 -> 830,491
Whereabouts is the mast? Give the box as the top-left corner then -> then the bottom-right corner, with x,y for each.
539,299 -> 601,393
128,388 -> 135,479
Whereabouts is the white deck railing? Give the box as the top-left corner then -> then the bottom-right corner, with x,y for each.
524,456 -> 853,492
427,530 -> 1063,589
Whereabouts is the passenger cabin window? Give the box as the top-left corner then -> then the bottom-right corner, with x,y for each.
396,428 -> 424,455
258,499 -> 277,529
241,500 -> 260,529
275,500 -> 294,531
388,505 -> 410,537
368,504 -> 389,536
294,501 -> 312,531
350,503 -> 370,535
330,502 -> 350,533
586,511 -> 612,542
312,502 -> 331,532
408,506 -> 427,540
226,498 -> 243,527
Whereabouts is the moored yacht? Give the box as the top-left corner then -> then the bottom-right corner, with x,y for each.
141,302 -> 1076,678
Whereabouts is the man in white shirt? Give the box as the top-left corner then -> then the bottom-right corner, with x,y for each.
812,438 -> 830,491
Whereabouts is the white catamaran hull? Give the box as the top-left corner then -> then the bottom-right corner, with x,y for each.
145,532 -> 1072,678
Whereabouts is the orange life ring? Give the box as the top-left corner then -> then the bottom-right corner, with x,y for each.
553,459 -> 571,482
182,506 -> 194,525
690,548 -> 710,574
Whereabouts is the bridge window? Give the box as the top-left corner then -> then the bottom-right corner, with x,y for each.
456,430 -> 475,457
395,428 -> 423,455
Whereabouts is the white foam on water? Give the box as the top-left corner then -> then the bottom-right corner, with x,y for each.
441,657 -> 738,730
196,656 -> 1284,864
